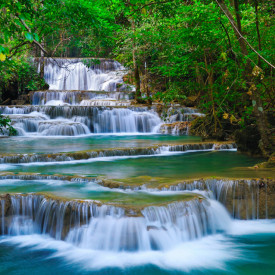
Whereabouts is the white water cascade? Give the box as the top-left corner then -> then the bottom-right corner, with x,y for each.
0,194 -> 231,252
0,58 -> 205,136
0,57 -> 274,274
40,58 -> 129,91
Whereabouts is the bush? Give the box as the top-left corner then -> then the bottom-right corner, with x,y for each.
0,114 -> 16,136
0,57 -> 49,102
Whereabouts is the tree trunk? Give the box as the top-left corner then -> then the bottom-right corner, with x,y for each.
130,19 -> 142,101
39,39 -> 45,79
233,0 -> 242,33
216,0 -> 248,56
133,61 -> 141,101
254,0 -> 262,66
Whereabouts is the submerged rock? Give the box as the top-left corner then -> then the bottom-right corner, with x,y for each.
159,122 -> 191,135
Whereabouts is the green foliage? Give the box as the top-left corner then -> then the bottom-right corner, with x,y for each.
0,0 -> 116,58
0,0 -> 273,141
0,114 -> 16,136
112,0 -> 273,133
0,57 -> 48,101
153,84 -> 187,105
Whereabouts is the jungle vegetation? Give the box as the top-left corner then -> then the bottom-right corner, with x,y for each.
0,0 -> 274,156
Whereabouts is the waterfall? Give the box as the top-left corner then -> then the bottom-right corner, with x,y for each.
79,99 -> 131,106
31,91 -> 134,105
37,120 -> 91,136
2,108 -> 162,136
1,105 -> 205,136
0,194 -> 231,251
93,109 -> 162,133
66,200 -> 230,251
0,56 -> 273,273
161,179 -> 275,220
165,106 -> 205,123
0,58 -> 205,136
39,58 -> 130,91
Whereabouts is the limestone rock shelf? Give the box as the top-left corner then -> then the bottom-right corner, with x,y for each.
0,142 -> 236,163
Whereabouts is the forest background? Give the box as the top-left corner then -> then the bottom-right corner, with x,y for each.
0,0 -> 274,158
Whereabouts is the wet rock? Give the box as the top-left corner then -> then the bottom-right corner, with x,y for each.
159,122 -> 191,135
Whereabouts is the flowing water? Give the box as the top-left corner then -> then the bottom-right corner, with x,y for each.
0,58 -> 274,274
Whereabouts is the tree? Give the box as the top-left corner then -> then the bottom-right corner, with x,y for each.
0,0 -> 116,60
215,0 -> 274,157
0,0 -> 116,101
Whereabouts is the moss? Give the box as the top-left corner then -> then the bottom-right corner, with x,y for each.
97,175 -> 275,190
255,153 -> 275,169
0,171 -> 94,182
0,191 -> 201,217
0,141 -> 236,160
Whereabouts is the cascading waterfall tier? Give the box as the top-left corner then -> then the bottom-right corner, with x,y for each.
0,57 -> 206,136
0,193 -> 231,251
1,106 -> 163,135
31,90 -> 134,105
0,172 -> 92,182
35,57 -> 132,91
0,142 -> 236,163
154,178 -> 275,220
0,176 -> 273,221
158,106 -> 206,135
0,105 -> 203,135
1,106 -> 205,136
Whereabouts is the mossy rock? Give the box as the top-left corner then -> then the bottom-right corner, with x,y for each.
256,153 -> 275,168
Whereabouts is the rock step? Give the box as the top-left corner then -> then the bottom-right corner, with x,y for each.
101,177 -> 275,220
10,100 -> 26,105
0,142 -> 236,163
0,176 -> 274,220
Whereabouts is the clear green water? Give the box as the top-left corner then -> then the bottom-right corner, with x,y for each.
1,226 -> 275,275
0,179 -> 197,206
2,151 -> 270,180
0,135 -> 201,154
0,135 -> 274,274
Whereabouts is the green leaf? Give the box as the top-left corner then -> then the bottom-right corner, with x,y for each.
4,31 -> 9,43
258,107 -> 263,112
252,100 -> 256,107
33,33 -> 39,42
0,45 -> 9,54
19,15 -> 26,21
25,32 -> 33,42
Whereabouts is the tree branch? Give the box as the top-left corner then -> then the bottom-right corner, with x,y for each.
127,0 -> 174,18
51,36 -> 72,56
17,16 -> 48,55
7,41 -> 29,59
215,0 -> 275,69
